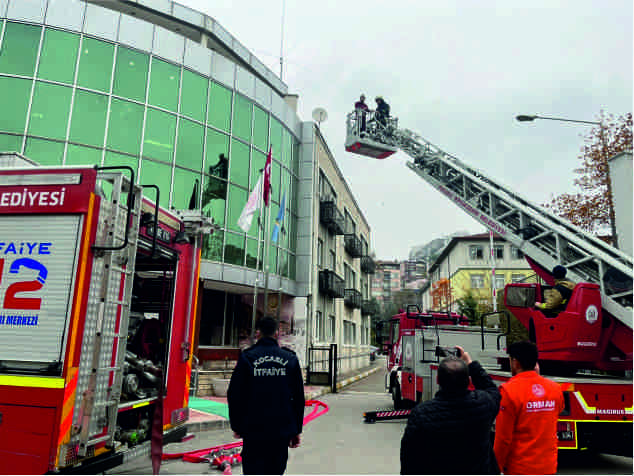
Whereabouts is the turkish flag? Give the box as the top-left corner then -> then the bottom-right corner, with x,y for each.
263,146 -> 272,206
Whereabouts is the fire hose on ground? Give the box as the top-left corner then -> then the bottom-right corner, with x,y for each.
162,399 -> 329,473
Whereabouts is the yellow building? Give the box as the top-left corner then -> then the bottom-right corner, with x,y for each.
422,233 -> 537,313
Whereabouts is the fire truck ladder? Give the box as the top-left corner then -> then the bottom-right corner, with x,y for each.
75,169 -> 142,457
363,123 -> 633,330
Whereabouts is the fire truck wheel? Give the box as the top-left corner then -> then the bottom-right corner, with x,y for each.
391,384 -> 404,410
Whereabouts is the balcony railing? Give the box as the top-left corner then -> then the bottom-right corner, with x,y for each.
319,199 -> 345,235
319,269 -> 345,298
361,299 -> 377,315
344,288 -> 362,309
360,255 -> 376,274
344,234 -> 363,257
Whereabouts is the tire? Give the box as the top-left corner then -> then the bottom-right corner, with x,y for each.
391,384 -> 405,410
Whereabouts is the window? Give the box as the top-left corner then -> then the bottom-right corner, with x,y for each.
0,77 -> 31,134
511,246 -> 524,260
249,148 -> 266,189
205,128 -> 229,178
143,108 -> 176,163
24,138 -> 64,166
202,230 -> 223,261
317,239 -> 323,268
229,139 -> 250,188
344,264 -> 354,288
208,82 -> 232,132
148,57 -> 180,111
180,69 -> 207,121
201,174 -> 227,226
224,231 -> 245,266
138,159 -> 170,207
319,171 -> 335,201
470,274 -> 485,288
113,46 -> 149,102
0,133 -> 22,153
328,315 -> 335,341
494,274 -> 505,289
361,316 -> 369,345
38,29 -> 79,84
69,90 -> 108,147
270,118 -> 282,161
511,274 -> 525,283
172,167 -> 201,209
330,250 -> 336,270
77,37 -> 114,93
344,321 -> 352,344
226,185 -> 248,233
28,82 -> 72,140
253,106 -> 269,152
345,210 -> 355,234
493,245 -> 504,260
245,237 -> 262,270
65,144 -> 101,166
469,245 -> 484,260
232,94 -> 252,142
107,99 -> 144,154
0,22 -> 41,77
175,119 -> 204,171
315,311 -> 325,342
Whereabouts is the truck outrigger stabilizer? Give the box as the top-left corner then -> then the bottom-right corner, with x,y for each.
363,408 -> 411,423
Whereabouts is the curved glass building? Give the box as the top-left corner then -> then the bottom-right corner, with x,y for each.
0,0 -> 374,373
0,0 -> 300,279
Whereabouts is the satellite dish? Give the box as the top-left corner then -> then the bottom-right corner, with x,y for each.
312,107 -> 328,127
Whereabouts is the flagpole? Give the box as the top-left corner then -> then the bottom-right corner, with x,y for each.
262,196 -> 273,313
250,187 -> 265,343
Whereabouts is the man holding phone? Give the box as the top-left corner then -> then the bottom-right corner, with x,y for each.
400,346 -> 501,474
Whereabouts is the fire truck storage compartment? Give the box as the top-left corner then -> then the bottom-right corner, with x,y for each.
116,240 -> 177,443
0,214 -> 82,374
0,404 -> 57,475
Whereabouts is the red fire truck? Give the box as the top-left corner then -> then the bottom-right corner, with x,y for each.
0,155 -> 212,474
347,111 -> 633,455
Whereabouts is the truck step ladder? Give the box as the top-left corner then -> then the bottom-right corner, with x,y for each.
73,171 -> 142,456
349,122 -> 633,330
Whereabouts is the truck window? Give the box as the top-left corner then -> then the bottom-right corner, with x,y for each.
390,319 -> 400,346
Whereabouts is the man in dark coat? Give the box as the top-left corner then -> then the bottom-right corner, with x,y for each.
374,96 -> 390,127
400,346 -> 500,475
227,316 -> 305,475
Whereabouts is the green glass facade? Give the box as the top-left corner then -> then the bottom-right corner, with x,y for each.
0,19 -> 299,279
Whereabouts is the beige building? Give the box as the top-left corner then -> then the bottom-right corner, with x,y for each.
297,125 -> 375,374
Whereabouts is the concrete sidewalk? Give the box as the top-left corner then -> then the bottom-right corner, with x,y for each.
186,361 -> 383,432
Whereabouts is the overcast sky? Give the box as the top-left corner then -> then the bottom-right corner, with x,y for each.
178,0 -> 632,260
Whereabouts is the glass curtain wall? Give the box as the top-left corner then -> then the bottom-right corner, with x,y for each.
0,19 -> 299,278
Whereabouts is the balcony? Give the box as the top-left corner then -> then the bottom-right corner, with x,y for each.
360,255 -> 376,274
344,288 -> 362,309
344,234 -> 363,257
319,199 -> 345,235
318,270 -> 345,298
361,299 -> 377,316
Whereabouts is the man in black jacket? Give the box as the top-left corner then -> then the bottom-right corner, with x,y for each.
227,316 -> 305,475
400,346 -> 500,475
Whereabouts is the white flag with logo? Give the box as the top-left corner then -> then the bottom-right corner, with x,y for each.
237,174 -> 263,232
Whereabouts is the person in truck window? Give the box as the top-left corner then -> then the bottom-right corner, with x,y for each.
535,265 -> 575,316
494,340 -> 565,475
354,94 -> 369,133
400,346 -> 500,474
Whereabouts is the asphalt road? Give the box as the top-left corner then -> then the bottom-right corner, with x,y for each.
109,364 -> 632,474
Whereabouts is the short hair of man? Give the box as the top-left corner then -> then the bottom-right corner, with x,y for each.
438,357 -> 469,394
507,340 -> 538,371
256,315 -> 278,337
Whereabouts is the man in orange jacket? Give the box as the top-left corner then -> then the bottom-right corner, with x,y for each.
494,341 -> 564,474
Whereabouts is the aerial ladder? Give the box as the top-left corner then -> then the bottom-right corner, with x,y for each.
345,109 -> 632,371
